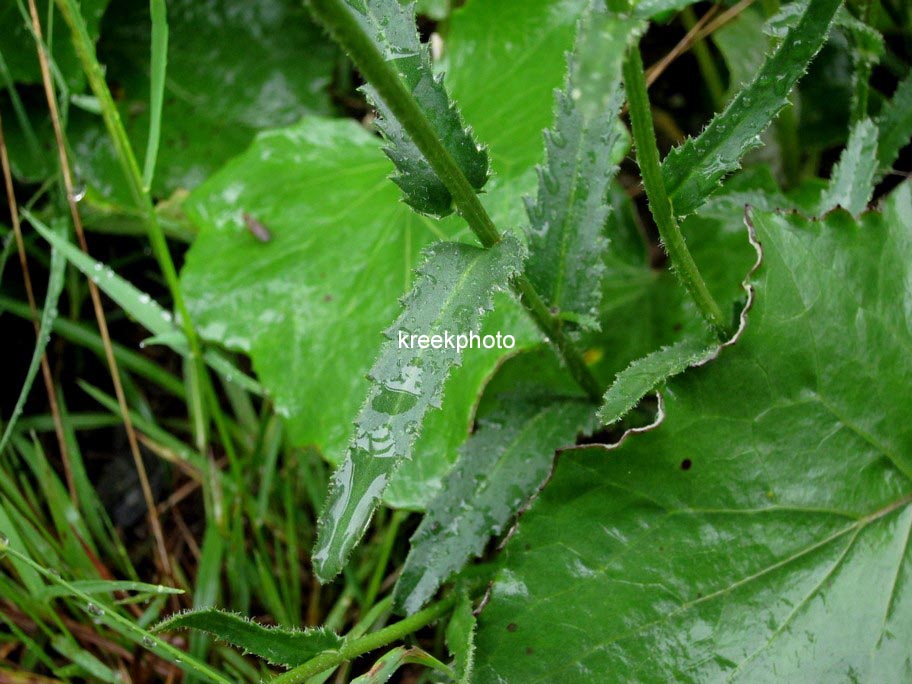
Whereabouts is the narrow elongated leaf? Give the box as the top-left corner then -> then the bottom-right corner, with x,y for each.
311,0 -> 488,216
393,355 -> 596,614
351,646 -> 454,684
313,236 -> 524,582
876,71 -> 912,178
661,0 -> 841,216
819,118 -> 877,216
446,593 -> 476,684
155,609 -> 342,667
525,7 -> 638,328
475,182 -> 912,683
0,221 -> 65,453
598,334 -> 714,425
28,214 -> 263,396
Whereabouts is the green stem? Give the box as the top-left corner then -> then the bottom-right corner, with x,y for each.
305,0 -> 602,401
514,274 -> 602,400
55,0 -> 210,433
271,594 -> 457,684
622,45 -> 730,340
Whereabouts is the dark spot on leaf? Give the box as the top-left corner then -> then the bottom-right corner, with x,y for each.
680,458 -> 692,471
507,623 -> 518,632
324,294 -> 333,302
525,647 -> 535,655
673,322 -> 683,332
524,543 -> 531,551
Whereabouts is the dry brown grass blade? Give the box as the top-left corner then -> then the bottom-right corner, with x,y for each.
0,111 -> 74,503
645,0 -> 757,88
26,0 -> 172,579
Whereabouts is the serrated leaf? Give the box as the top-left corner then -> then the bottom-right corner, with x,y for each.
819,118 -> 878,216
321,0 -> 487,217
598,334 -> 714,425
445,0 -> 587,179
446,592 -> 476,684
524,7 -> 638,328
180,118 -> 539,511
154,609 -> 342,668
351,646 -> 454,684
876,71 -> 912,179
394,349 -> 596,614
474,182 -> 912,683
661,0 -> 841,216
313,236 -> 524,582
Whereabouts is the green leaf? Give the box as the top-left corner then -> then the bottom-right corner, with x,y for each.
819,118 -> 878,216
630,0 -> 699,19
525,7 -> 637,328
474,181 -> 912,682
0,220 -> 65,454
0,0 -> 108,90
445,0 -> 587,179
661,0 -> 841,216
876,71 -> 912,179
313,235 -> 524,582
446,592 -> 476,684
394,349 -> 597,614
323,0 -> 488,217
155,609 -> 342,668
38,580 -> 183,601
350,646 -> 454,683
180,118 -> 539,510
598,334 -> 713,425
73,0 -> 337,199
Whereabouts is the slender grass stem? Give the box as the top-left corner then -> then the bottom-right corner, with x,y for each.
304,0 -> 602,401
271,594 -> 457,684
622,45 -> 731,340
0,110 -> 74,501
54,0 -> 212,441
27,0 -> 172,577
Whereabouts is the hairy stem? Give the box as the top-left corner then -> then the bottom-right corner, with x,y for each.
623,45 -> 730,340
305,0 -> 601,400
271,594 -> 457,684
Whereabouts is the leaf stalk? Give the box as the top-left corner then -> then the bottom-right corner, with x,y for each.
622,45 -> 731,340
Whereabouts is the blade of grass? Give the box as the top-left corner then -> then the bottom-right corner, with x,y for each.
24,214 -> 263,396
0,110 -> 73,499
26,0 -> 171,577
0,217 -> 65,455
143,0 -> 168,190
0,544 -> 233,684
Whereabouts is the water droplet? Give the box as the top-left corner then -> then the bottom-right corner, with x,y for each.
0,532 -> 9,557
142,636 -> 155,648
70,185 -> 86,203
86,602 -> 104,617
